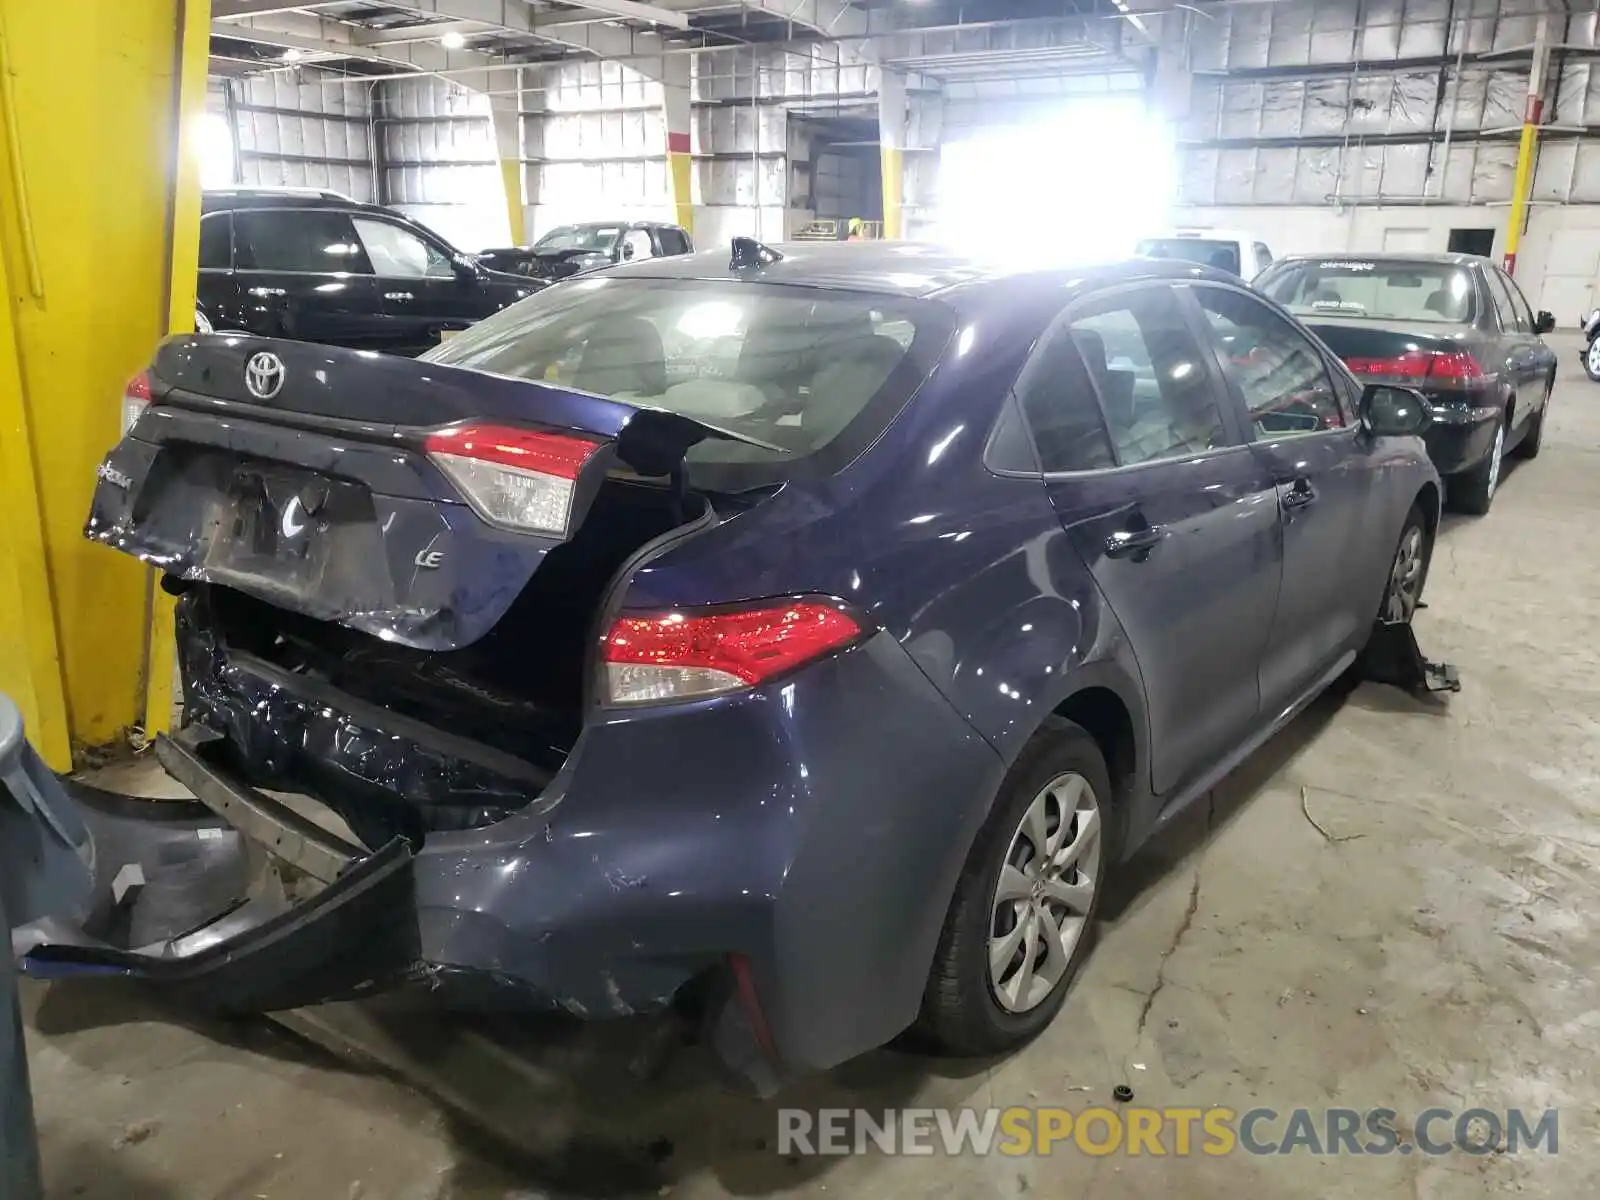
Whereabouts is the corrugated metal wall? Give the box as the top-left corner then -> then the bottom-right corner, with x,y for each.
1174,0 -> 1563,207
229,71 -> 376,202
377,78 -> 504,249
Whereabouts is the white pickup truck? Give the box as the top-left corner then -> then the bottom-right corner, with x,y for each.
1135,229 -> 1276,280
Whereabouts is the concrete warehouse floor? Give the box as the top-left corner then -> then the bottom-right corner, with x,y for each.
19,337 -> 1600,1199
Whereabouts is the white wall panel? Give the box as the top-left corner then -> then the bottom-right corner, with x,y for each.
224,69 -> 375,203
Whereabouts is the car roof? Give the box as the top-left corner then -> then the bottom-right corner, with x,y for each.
1141,229 -> 1263,244
599,241 -> 1235,298
544,219 -> 682,230
1268,250 -> 1487,268
200,191 -> 392,218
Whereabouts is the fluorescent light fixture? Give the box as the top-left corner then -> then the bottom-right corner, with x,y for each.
281,48 -> 302,62
440,30 -> 467,49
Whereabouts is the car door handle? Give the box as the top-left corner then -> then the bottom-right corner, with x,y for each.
1280,479 -> 1317,510
247,287 -> 286,298
384,291 -> 415,301
1104,525 -> 1166,559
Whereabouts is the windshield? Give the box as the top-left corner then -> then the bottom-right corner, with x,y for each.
1136,237 -> 1241,275
424,276 -> 946,488
533,224 -> 622,253
1260,260 -> 1478,323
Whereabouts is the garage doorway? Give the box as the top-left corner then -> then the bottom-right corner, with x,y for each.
1448,227 -> 1496,257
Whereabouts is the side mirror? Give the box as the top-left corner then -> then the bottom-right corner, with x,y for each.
1535,310 -> 1557,334
1360,384 -> 1431,437
453,255 -> 478,282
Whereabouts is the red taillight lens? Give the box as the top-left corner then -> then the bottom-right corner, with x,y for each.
1345,350 -> 1484,383
121,370 -> 153,435
601,600 -> 865,705
424,423 -> 602,536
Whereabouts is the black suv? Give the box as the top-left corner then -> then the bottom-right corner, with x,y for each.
476,220 -> 694,281
197,190 -> 543,355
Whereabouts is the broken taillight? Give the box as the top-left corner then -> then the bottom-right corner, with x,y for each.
424,423 -> 602,537
601,600 -> 865,705
121,370 -> 153,436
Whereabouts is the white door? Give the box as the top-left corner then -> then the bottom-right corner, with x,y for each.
1530,227 -> 1600,322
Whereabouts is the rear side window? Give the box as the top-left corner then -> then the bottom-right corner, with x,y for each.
1196,286 -> 1345,437
1136,238 -> 1241,276
1486,268 -> 1530,333
1063,286 -> 1229,466
658,228 -> 691,256
198,214 -> 231,270
1014,321 -> 1116,472
234,210 -> 369,274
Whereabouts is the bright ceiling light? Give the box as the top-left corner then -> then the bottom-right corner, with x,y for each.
440,30 -> 467,49
281,48 -> 303,62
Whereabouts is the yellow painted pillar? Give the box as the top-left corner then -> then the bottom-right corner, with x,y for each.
878,69 -> 906,240
489,94 -> 527,247
662,59 -> 693,235
1503,15 -> 1550,277
0,0 -> 210,767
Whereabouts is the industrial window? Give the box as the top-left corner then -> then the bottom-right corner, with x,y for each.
234,210 -> 369,275
1061,287 -> 1229,467
1196,287 -> 1345,438
351,217 -> 453,279
197,214 -> 231,271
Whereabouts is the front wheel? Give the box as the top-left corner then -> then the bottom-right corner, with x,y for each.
918,719 -> 1117,1055
1585,336 -> 1600,382
1379,504 -> 1432,623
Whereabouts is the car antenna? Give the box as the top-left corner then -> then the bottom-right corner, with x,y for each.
730,236 -> 782,270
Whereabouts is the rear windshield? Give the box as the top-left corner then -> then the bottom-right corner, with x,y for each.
534,225 -> 622,253
424,276 -> 949,489
1260,260 -> 1478,324
1136,237 -> 1241,275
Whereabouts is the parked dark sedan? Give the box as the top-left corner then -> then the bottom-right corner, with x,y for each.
1255,252 -> 1556,514
197,190 -> 543,355
476,220 -> 694,281
23,246 -> 1438,1090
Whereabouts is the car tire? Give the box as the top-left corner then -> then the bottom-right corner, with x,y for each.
1585,338 -> 1600,382
1377,503 -> 1432,624
918,718 -> 1119,1056
1448,411 -> 1506,516
1512,378 -> 1551,461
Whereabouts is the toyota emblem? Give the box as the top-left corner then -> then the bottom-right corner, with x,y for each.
244,351 -> 286,400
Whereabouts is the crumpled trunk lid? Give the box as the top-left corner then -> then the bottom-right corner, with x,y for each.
85,336 -> 755,651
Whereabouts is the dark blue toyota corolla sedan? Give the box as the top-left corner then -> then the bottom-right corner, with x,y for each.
23,241 -> 1439,1089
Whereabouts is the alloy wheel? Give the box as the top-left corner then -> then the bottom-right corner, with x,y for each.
988,772 -> 1103,1014
1587,339 -> 1600,377
1385,526 -> 1425,623
1487,421 -> 1505,500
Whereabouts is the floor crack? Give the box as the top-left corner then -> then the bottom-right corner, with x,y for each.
1134,863 -> 1202,1039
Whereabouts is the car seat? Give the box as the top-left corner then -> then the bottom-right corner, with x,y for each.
571,316 -> 667,397
804,333 -> 904,444
1424,288 -> 1467,321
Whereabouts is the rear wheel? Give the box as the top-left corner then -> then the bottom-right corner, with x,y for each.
919,719 -> 1117,1055
1585,338 -> 1600,382
1512,377 -> 1552,461
1448,414 -> 1504,515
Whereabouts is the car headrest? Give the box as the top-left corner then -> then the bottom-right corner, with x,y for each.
1070,328 -> 1108,376
572,316 -> 666,397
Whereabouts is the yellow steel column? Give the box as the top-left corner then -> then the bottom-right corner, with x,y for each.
490,95 -> 527,247
0,0 -> 210,767
878,69 -> 906,240
662,59 -> 693,235
1503,15 -> 1551,277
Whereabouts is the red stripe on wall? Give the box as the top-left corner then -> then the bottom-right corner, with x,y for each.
666,131 -> 690,154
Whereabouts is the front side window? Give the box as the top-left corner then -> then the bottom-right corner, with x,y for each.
424,277 -> 949,485
1260,259 -> 1477,324
1196,286 -> 1345,438
1063,287 -> 1229,466
352,217 -> 453,279
233,210 -> 369,274
620,228 -> 654,262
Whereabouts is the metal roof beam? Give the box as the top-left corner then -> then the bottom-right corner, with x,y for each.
212,0 -> 348,15
372,0 -> 690,34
